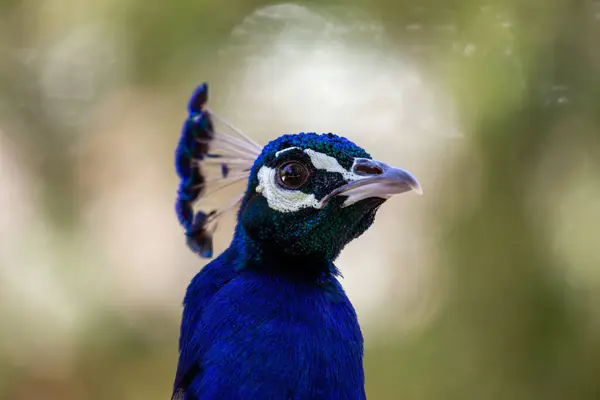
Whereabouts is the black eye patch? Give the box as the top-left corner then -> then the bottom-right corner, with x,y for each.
265,148 -> 311,169
307,170 -> 346,201
265,148 -> 349,201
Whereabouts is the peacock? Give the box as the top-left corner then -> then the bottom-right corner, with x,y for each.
172,83 -> 421,400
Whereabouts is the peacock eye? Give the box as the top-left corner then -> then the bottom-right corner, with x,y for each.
276,161 -> 310,190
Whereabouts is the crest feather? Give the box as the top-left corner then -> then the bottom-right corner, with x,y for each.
175,83 -> 261,258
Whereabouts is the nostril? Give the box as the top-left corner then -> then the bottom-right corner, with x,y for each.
353,163 -> 384,176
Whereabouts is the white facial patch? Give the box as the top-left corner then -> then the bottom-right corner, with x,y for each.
255,147 -> 367,213
303,149 -> 362,181
256,166 -> 320,212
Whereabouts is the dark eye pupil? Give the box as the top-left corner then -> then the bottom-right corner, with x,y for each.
277,162 -> 308,189
281,164 -> 302,182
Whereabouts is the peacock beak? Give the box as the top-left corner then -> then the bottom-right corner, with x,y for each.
317,158 -> 422,208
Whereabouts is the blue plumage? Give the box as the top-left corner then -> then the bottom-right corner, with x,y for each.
172,83 -> 422,399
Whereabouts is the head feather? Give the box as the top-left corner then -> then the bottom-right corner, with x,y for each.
175,83 -> 261,258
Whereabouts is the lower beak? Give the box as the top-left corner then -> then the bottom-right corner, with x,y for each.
318,158 -> 422,208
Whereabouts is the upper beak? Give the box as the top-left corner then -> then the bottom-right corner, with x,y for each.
318,158 -> 422,208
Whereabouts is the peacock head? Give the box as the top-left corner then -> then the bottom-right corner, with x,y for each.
238,133 -> 421,261
175,83 -> 421,263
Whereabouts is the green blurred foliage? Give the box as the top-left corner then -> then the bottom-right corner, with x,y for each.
1,0 -> 599,399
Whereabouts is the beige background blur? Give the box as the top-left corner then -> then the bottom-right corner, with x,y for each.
1,1 -> 599,399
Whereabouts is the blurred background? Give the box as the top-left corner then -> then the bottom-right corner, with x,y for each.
1,0 -> 599,399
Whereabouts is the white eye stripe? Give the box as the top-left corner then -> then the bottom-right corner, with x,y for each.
274,147 -> 364,181
303,149 -> 363,181
275,147 -> 300,158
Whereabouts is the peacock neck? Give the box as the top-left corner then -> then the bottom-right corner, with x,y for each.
230,224 -> 340,284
